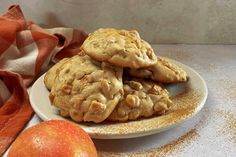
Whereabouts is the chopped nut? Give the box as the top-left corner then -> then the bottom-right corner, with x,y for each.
70,97 -> 83,108
61,85 -> 71,94
149,85 -> 163,94
154,102 -> 168,113
89,100 -> 106,114
126,94 -> 140,107
69,109 -> 83,122
128,81 -> 143,90
101,80 -> 111,95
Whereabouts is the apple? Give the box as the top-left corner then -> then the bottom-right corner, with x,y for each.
8,120 -> 98,157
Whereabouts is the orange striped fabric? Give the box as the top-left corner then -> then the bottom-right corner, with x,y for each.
0,5 -> 87,155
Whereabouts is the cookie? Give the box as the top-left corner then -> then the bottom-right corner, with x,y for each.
108,78 -> 172,121
49,55 -> 124,123
127,57 -> 188,83
44,58 -> 70,90
81,28 -> 157,68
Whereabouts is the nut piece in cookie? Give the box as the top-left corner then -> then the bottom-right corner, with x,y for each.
44,58 -> 70,90
108,78 -> 172,121
127,57 -> 188,83
81,28 -> 157,68
49,55 -> 124,123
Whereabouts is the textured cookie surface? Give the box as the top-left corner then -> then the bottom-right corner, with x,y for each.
81,28 -> 157,68
108,78 -> 172,121
127,57 -> 188,83
44,58 -> 69,90
49,55 -> 124,123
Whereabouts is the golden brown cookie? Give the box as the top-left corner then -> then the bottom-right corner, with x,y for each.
44,51 -> 86,91
127,57 -> 188,83
81,28 -> 157,68
108,78 -> 172,121
49,55 -> 124,123
44,58 -> 70,90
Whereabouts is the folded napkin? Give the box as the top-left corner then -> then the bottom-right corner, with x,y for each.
0,5 -> 87,155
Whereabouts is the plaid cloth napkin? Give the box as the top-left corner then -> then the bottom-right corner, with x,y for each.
0,5 -> 87,155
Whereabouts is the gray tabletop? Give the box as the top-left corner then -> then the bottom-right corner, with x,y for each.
4,44 -> 236,157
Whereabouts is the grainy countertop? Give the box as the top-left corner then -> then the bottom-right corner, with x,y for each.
4,45 -> 236,157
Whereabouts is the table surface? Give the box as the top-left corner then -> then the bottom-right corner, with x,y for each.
4,44 -> 236,157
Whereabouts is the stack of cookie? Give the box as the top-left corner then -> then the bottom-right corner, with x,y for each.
44,28 -> 188,123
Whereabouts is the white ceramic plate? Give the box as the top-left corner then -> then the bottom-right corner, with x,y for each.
30,59 -> 207,139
